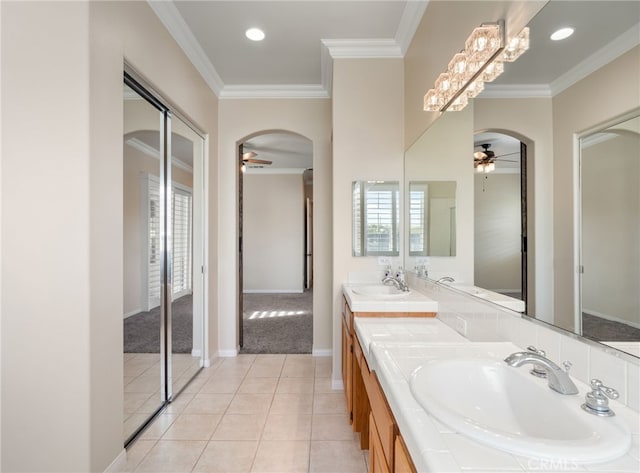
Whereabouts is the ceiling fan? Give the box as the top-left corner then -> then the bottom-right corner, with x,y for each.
242,150 -> 272,167
473,143 -> 519,172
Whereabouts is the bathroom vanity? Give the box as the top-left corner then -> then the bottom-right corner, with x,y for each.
342,282 -> 640,473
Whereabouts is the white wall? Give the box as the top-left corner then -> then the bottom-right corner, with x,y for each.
217,99 -> 332,356
243,173 -> 304,292
552,45 -> 640,331
474,172 -> 521,292
332,58 -> 405,384
1,1 -> 219,471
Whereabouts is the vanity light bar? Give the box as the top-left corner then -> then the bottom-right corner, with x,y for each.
424,20 -> 529,113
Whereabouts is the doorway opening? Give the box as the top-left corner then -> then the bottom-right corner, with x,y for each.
473,132 -> 528,311
237,131 -> 314,354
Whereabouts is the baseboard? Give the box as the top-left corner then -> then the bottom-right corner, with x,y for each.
583,309 -> 640,330
243,289 -> 304,294
332,378 -> 344,391
104,448 -> 127,473
191,349 -> 202,357
218,349 -> 238,357
123,309 -> 141,319
312,348 -> 332,357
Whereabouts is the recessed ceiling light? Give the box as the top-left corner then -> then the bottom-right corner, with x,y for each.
550,27 -> 574,41
245,28 -> 265,42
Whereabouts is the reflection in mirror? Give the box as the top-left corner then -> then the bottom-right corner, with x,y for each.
403,1 -> 640,358
409,181 -> 456,257
580,113 -> 640,348
352,180 -> 400,257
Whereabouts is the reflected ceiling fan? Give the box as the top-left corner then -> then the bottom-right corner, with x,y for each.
242,150 -> 272,167
473,143 -> 519,173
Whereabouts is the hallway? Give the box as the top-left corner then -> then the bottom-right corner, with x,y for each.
123,355 -> 367,472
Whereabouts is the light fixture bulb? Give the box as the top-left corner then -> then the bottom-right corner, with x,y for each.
477,164 -> 485,173
245,28 -> 265,41
550,27 -> 574,41
241,163 -> 247,173
487,162 -> 496,172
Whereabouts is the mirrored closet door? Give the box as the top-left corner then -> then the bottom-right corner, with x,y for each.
122,72 -> 205,446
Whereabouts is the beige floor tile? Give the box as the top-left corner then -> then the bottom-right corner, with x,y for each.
270,393 -> 313,415
122,439 -> 157,473
211,414 -> 267,441
281,358 -> 315,378
124,414 -> 155,441
136,394 -> 166,414
193,440 -> 258,473
178,373 -> 210,394
313,393 -> 348,415
246,355 -> 286,378
124,374 -> 161,393
183,393 -> 234,414
311,414 -> 356,441
238,377 -> 279,394
134,440 -> 206,472
263,413 -> 312,441
124,392 -> 154,414
165,393 -> 195,414
276,377 -> 314,394
309,440 -> 367,473
251,440 -> 310,473
162,414 -> 221,441
314,358 -> 332,378
313,378 -> 334,394
199,375 -> 244,394
227,393 -> 274,415
140,413 -> 178,440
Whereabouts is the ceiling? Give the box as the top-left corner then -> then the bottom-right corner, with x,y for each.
150,1 -> 639,171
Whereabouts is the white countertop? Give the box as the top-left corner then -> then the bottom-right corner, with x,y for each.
353,319 -> 640,473
342,283 -> 438,313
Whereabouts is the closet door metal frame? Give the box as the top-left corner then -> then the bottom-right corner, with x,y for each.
123,69 -> 204,447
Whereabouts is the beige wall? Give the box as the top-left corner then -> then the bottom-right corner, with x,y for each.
404,0 -> 544,148
474,97 -> 553,320
332,58 -> 404,382
217,99 -> 332,356
582,133 -> 639,326
243,173 -> 305,292
404,106 -> 475,283
552,45 -> 640,331
474,173 -> 521,292
1,1 -> 219,471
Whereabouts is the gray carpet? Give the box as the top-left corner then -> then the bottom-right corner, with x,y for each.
582,312 -> 640,342
240,290 -> 313,354
124,295 -> 193,353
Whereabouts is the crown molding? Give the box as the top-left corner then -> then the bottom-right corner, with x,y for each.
550,22 -> 640,96
321,39 -> 403,58
126,137 -> 193,174
395,0 -> 429,55
220,84 -> 329,99
480,84 -> 552,99
147,0 -> 224,96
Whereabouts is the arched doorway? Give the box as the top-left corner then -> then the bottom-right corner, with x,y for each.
237,131 -> 314,353
473,131 -> 529,312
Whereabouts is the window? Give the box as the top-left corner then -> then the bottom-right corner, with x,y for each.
352,181 -> 400,256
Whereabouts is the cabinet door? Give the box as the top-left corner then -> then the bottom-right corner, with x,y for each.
342,317 -> 353,422
394,435 -> 417,473
369,413 -> 391,473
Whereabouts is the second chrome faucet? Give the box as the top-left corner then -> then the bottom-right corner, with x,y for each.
504,351 -> 579,395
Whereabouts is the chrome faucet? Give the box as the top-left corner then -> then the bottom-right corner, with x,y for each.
504,351 -> 579,395
437,276 -> 455,283
382,276 -> 409,292
582,379 -> 619,417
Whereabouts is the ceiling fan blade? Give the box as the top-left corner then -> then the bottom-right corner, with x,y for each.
473,151 -> 487,159
245,158 -> 272,165
242,151 -> 258,160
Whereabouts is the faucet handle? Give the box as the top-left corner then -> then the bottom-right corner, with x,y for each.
582,379 -> 619,417
526,346 -> 548,378
562,361 -> 573,373
527,345 -> 546,357
590,379 -> 619,400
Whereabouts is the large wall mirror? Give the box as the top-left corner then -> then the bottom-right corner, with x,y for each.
408,181 -> 457,257
403,1 -> 640,358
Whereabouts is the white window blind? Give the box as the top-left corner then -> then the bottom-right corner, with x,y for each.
146,175 -> 193,307
353,181 -> 399,256
409,184 -> 428,256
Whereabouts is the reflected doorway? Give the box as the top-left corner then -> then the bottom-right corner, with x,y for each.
237,132 -> 314,353
473,132 -> 528,311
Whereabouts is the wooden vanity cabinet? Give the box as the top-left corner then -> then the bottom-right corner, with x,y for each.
394,435 -> 417,473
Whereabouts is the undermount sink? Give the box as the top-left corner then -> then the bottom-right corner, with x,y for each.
351,285 -> 409,297
410,358 -> 631,463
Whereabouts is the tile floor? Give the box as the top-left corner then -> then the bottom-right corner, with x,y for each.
123,354 -> 369,473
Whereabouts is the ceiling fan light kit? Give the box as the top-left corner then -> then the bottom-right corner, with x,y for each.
424,20 -> 529,113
